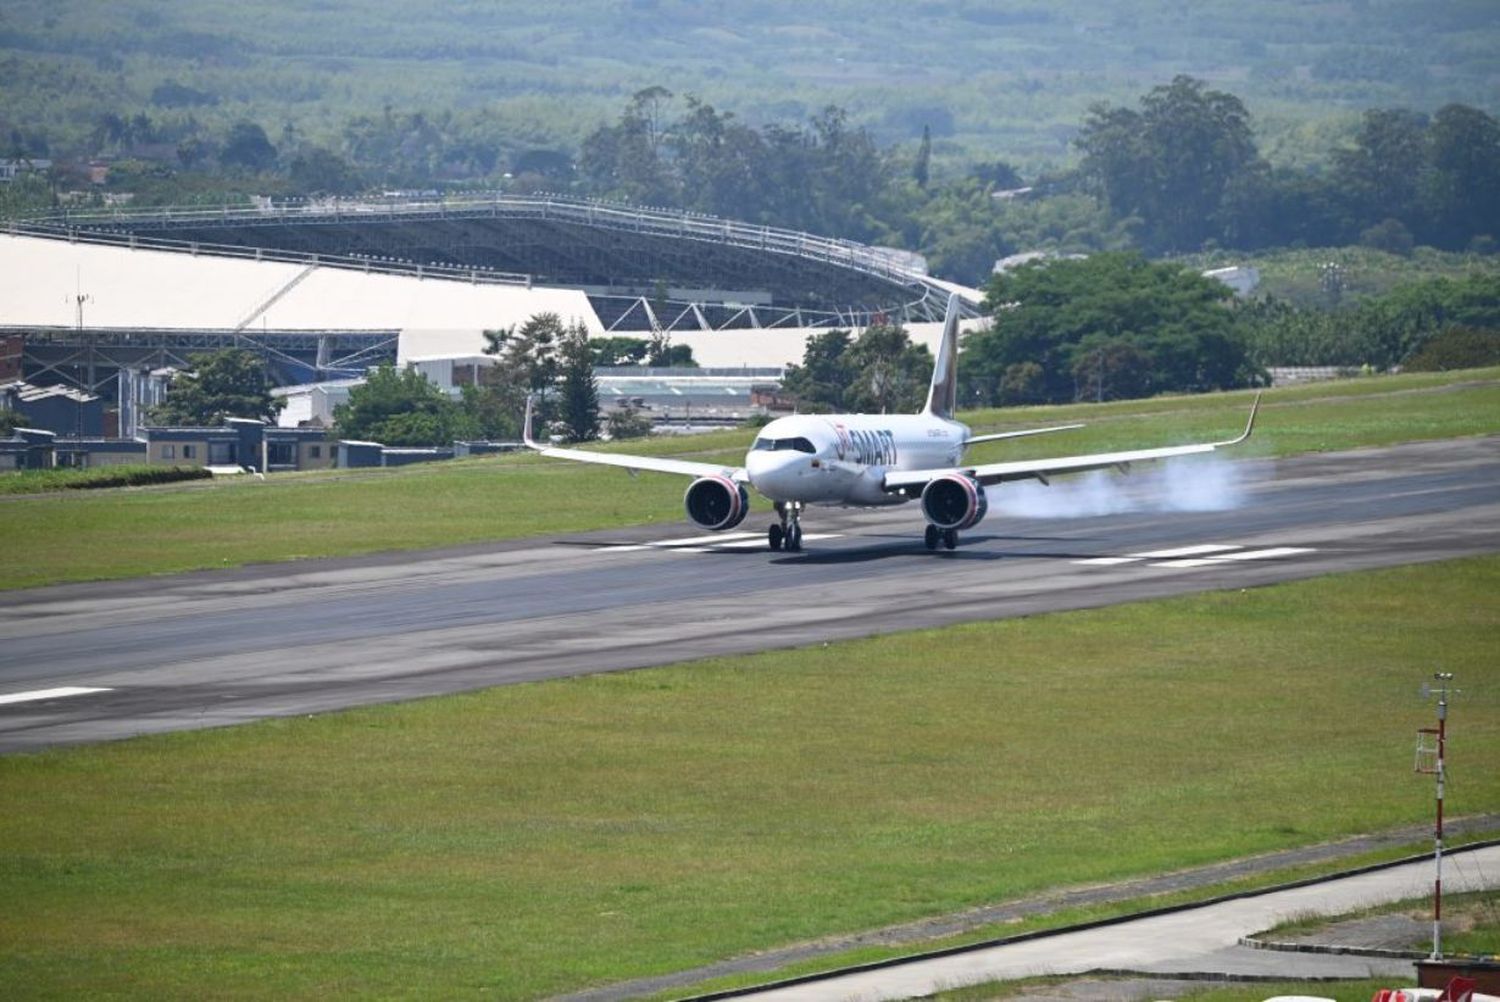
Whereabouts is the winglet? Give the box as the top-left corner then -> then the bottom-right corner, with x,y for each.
922,293 -> 961,419
523,394 -> 539,449
1219,391 -> 1262,447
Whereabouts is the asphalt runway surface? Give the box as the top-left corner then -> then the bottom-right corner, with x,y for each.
2,436 -> 1496,753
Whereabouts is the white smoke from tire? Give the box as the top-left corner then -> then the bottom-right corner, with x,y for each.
989,456 -> 1255,519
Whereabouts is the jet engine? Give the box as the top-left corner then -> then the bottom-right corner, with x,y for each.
921,473 -> 988,531
684,475 -> 750,531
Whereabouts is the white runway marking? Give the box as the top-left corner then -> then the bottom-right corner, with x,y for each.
1076,544 -> 1240,566
0,686 -> 113,706
1075,544 -> 1315,570
605,531 -> 762,552
1153,546 -> 1316,568
1133,543 -> 1243,559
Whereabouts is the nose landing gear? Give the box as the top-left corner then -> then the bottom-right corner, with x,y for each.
769,502 -> 804,552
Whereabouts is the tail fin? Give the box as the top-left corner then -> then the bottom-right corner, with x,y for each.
922,293 -> 961,419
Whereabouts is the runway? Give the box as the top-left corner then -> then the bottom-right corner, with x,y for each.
1,436 -> 1496,753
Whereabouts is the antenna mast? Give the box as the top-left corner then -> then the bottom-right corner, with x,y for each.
1415,671 -> 1456,960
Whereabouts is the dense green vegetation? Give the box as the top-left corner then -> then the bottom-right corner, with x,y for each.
0,464 -> 211,495
775,265 -> 1500,412
780,324 -> 936,413
3,3 -> 1497,287
1234,272 -> 1500,369
148,348 -> 282,425
967,253 -> 1260,405
2,368 -> 1496,590
3,1 -> 1496,171
2,557 -> 1496,998
331,313 -> 608,445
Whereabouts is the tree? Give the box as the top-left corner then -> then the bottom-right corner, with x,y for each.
150,349 -> 282,425
289,147 -> 362,195
1077,76 -> 1259,252
456,382 -> 524,440
332,363 -> 461,445
1332,108 -> 1429,237
1421,104 -> 1500,249
483,313 -> 563,428
589,336 -> 650,367
780,325 -> 931,413
842,324 -> 933,414
912,124 -> 932,189
577,86 -> 677,205
1360,218 -> 1415,257
780,329 -> 854,412
556,320 -> 599,443
220,121 -> 278,172
962,253 -> 1259,405
605,405 -> 653,440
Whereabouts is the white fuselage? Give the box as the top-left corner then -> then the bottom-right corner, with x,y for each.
743,412 -> 970,507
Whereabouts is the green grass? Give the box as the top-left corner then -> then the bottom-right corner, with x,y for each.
2,368 -> 1496,591
2,557 -> 1497,999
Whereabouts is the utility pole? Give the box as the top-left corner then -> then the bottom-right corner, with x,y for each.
68,284 -> 93,440
1415,672 -> 1456,960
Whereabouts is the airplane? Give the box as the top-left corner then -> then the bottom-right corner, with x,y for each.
523,293 -> 1260,552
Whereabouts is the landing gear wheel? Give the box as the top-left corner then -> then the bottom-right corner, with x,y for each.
773,502 -> 805,553
924,524 -> 940,551
943,528 -> 958,550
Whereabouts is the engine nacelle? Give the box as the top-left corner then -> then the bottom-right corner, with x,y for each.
921,474 -> 988,531
684,475 -> 750,531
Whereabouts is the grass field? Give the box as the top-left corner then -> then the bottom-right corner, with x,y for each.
1,368 -> 1496,591
2,557 -> 1496,999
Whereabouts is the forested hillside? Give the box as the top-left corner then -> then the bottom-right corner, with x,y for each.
3,0 -> 1498,311
3,0 -> 1497,172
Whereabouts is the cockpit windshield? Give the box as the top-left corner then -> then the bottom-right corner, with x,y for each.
751,436 -> 816,454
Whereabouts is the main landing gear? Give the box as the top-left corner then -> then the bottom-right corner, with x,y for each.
769,502 -> 804,552
924,524 -> 958,551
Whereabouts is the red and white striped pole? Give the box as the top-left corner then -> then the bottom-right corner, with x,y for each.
1425,672 -> 1454,961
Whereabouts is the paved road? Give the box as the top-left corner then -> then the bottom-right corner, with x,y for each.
1,436 -> 1496,753
731,844 -> 1500,1000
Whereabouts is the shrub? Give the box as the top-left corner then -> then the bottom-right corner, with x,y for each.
0,464 -> 214,495
1403,326 -> 1500,371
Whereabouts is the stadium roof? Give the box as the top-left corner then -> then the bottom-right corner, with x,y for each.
0,234 -> 599,334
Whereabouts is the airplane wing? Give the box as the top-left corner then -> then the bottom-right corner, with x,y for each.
885,393 -> 1261,492
522,396 -> 746,481
964,423 -> 1085,447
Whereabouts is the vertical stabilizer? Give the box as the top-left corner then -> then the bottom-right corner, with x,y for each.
922,293 -> 961,418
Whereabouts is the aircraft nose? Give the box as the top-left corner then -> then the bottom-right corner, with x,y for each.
745,450 -> 807,499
